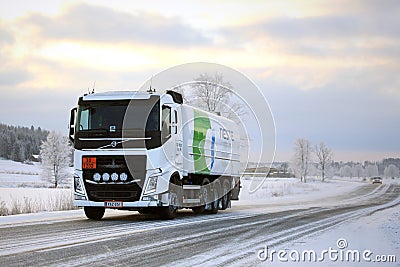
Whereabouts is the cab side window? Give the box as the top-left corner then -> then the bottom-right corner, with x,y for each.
162,105 -> 171,141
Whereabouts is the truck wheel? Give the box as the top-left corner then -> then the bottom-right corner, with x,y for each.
192,206 -> 205,214
160,191 -> 179,219
84,207 -> 105,220
138,208 -> 152,215
208,181 -> 220,214
220,179 -> 231,210
192,178 -> 211,214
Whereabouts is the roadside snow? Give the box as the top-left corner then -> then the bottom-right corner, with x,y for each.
255,205 -> 400,266
0,187 -> 74,214
0,159 -> 74,215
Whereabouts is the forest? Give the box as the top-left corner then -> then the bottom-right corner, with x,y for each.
0,123 -> 49,162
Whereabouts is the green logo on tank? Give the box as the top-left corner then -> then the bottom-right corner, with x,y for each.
192,109 -> 211,174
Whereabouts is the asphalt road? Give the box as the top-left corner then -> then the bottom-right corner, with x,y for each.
0,183 -> 399,266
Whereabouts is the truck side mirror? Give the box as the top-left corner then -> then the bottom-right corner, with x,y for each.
69,107 -> 77,143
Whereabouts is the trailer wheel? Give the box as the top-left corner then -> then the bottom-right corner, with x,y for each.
220,179 -> 231,210
192,178 -> 211,214
208,181 -> 220,214
84,207 -> 105,220
192,206 -> 205,214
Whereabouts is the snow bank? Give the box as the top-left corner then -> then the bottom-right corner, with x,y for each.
0,188 -> 74,215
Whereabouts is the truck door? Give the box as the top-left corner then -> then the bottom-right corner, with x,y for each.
173,108 -> 183,168
162,105 -> 181,167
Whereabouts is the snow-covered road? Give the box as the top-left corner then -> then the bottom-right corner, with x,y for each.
0,182 -> 398,266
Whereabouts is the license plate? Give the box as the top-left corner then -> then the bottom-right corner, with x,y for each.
104,201 -> 123,208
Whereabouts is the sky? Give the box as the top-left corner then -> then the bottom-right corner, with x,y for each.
0,0 -> 399,162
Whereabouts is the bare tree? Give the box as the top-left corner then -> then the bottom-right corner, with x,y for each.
384,164 -> 399,179
40,131 -> 72,188
280,162 -> 289,173
314,142 -> 332,181
292,138 -> 312,182
177,73 -> 246,121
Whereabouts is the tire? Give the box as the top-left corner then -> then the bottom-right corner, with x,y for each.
84,207 -> 105,220
192,178 -> 211,215
160,190 -> 179,219
209,181 -> 220,214
160,176 -> 182,220
138,208 -> 152,215
192,206 -> 205,214
220,179 -> 231,210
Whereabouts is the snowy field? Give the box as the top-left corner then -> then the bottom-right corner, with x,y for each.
0,159 -> 45,188
0,159 -> 73,188
237,177 -> 367,210
0,159 -> 73,215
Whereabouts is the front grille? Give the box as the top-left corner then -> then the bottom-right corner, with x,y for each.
83,155 -> 146,202
86,184 -> 141,201
93,191 -> 137,199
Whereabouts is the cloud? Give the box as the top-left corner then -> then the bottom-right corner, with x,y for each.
261,63 -> 400,154
0,27 -> 14,45
218,0 -> 400,60
0,69 -> 31,86
255,14 -> 399,40
20,3 -> 211,46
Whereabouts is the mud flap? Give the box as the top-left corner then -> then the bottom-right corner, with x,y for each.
231,178 -> 241,200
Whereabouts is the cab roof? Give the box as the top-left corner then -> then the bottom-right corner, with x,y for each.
81,91 -> 156,101
80,90 -> 183,104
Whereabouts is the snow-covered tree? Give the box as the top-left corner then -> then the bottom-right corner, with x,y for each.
352,163 -> 365,178
0,123 -> 48,162
292,138 -> 312,182
340,165 -> 352,178
10,140 -> 26,162
314,142 -> 333,181
40,131 -> 72,188
365,164 -> 379,177
384,164 -> 399,178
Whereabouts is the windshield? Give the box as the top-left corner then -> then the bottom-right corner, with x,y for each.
74,96 -> 161,150
78,104 -> 127,132
76,100 -> 159,133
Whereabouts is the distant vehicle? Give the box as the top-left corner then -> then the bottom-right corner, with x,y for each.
371,176 -> 383,184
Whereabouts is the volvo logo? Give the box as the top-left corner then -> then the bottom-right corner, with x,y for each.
110,141 -> 118,148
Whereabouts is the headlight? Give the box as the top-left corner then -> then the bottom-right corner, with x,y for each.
144,176 -> 158,194
111,173 -> 118,181
120,173 -> 128,182
93,173 -> 101,182
102,173 -> 110,182
74,175 -> 84,194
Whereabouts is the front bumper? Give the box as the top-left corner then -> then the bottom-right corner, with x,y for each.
74,198 -> 167,209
